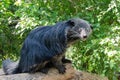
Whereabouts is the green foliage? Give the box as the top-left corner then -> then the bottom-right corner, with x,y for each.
68,25 -> 120,80
0,0 -> 120,79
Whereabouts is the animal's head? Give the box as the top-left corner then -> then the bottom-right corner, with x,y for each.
66,18 -> 92,42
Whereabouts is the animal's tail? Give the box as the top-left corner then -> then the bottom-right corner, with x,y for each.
2,59 -> 19,75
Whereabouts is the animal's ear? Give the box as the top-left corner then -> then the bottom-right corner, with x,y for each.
67,19 -> 75,26
90,24 -> 93,29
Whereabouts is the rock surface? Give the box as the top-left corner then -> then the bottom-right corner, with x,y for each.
0,64 -> 108,80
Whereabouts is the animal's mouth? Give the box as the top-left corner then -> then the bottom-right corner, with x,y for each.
70,33 -> 88,41
81,38 -> 87,41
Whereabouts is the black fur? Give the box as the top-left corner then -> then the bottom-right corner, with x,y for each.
2,18 -> 92,75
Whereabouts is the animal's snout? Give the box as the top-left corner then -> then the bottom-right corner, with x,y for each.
83,35 -> 87,38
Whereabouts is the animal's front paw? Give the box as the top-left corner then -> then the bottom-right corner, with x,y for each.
58,65 -> 66,74
39,68 -> 49,74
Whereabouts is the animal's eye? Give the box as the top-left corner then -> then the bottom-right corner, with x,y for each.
86,28 -> 90,32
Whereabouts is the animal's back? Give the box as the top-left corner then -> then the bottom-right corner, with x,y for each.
27,26 -> 52,39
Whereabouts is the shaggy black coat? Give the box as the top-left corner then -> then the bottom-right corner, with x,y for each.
18,22 -> 68,73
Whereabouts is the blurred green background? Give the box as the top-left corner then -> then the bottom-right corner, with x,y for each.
0,0 -> 120,80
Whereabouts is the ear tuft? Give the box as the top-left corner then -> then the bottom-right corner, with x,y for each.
90,24 -> 93,29
67,20 -> 75,26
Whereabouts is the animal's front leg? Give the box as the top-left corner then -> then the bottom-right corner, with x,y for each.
52,55 -> 66,74
29,61 -> 48,73
62,56 -> 72,63
39,67 -> 49,74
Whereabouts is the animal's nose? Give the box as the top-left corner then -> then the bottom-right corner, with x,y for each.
83,35 -> 87,38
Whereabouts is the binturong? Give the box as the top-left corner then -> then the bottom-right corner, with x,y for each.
2,18 -> 92,75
